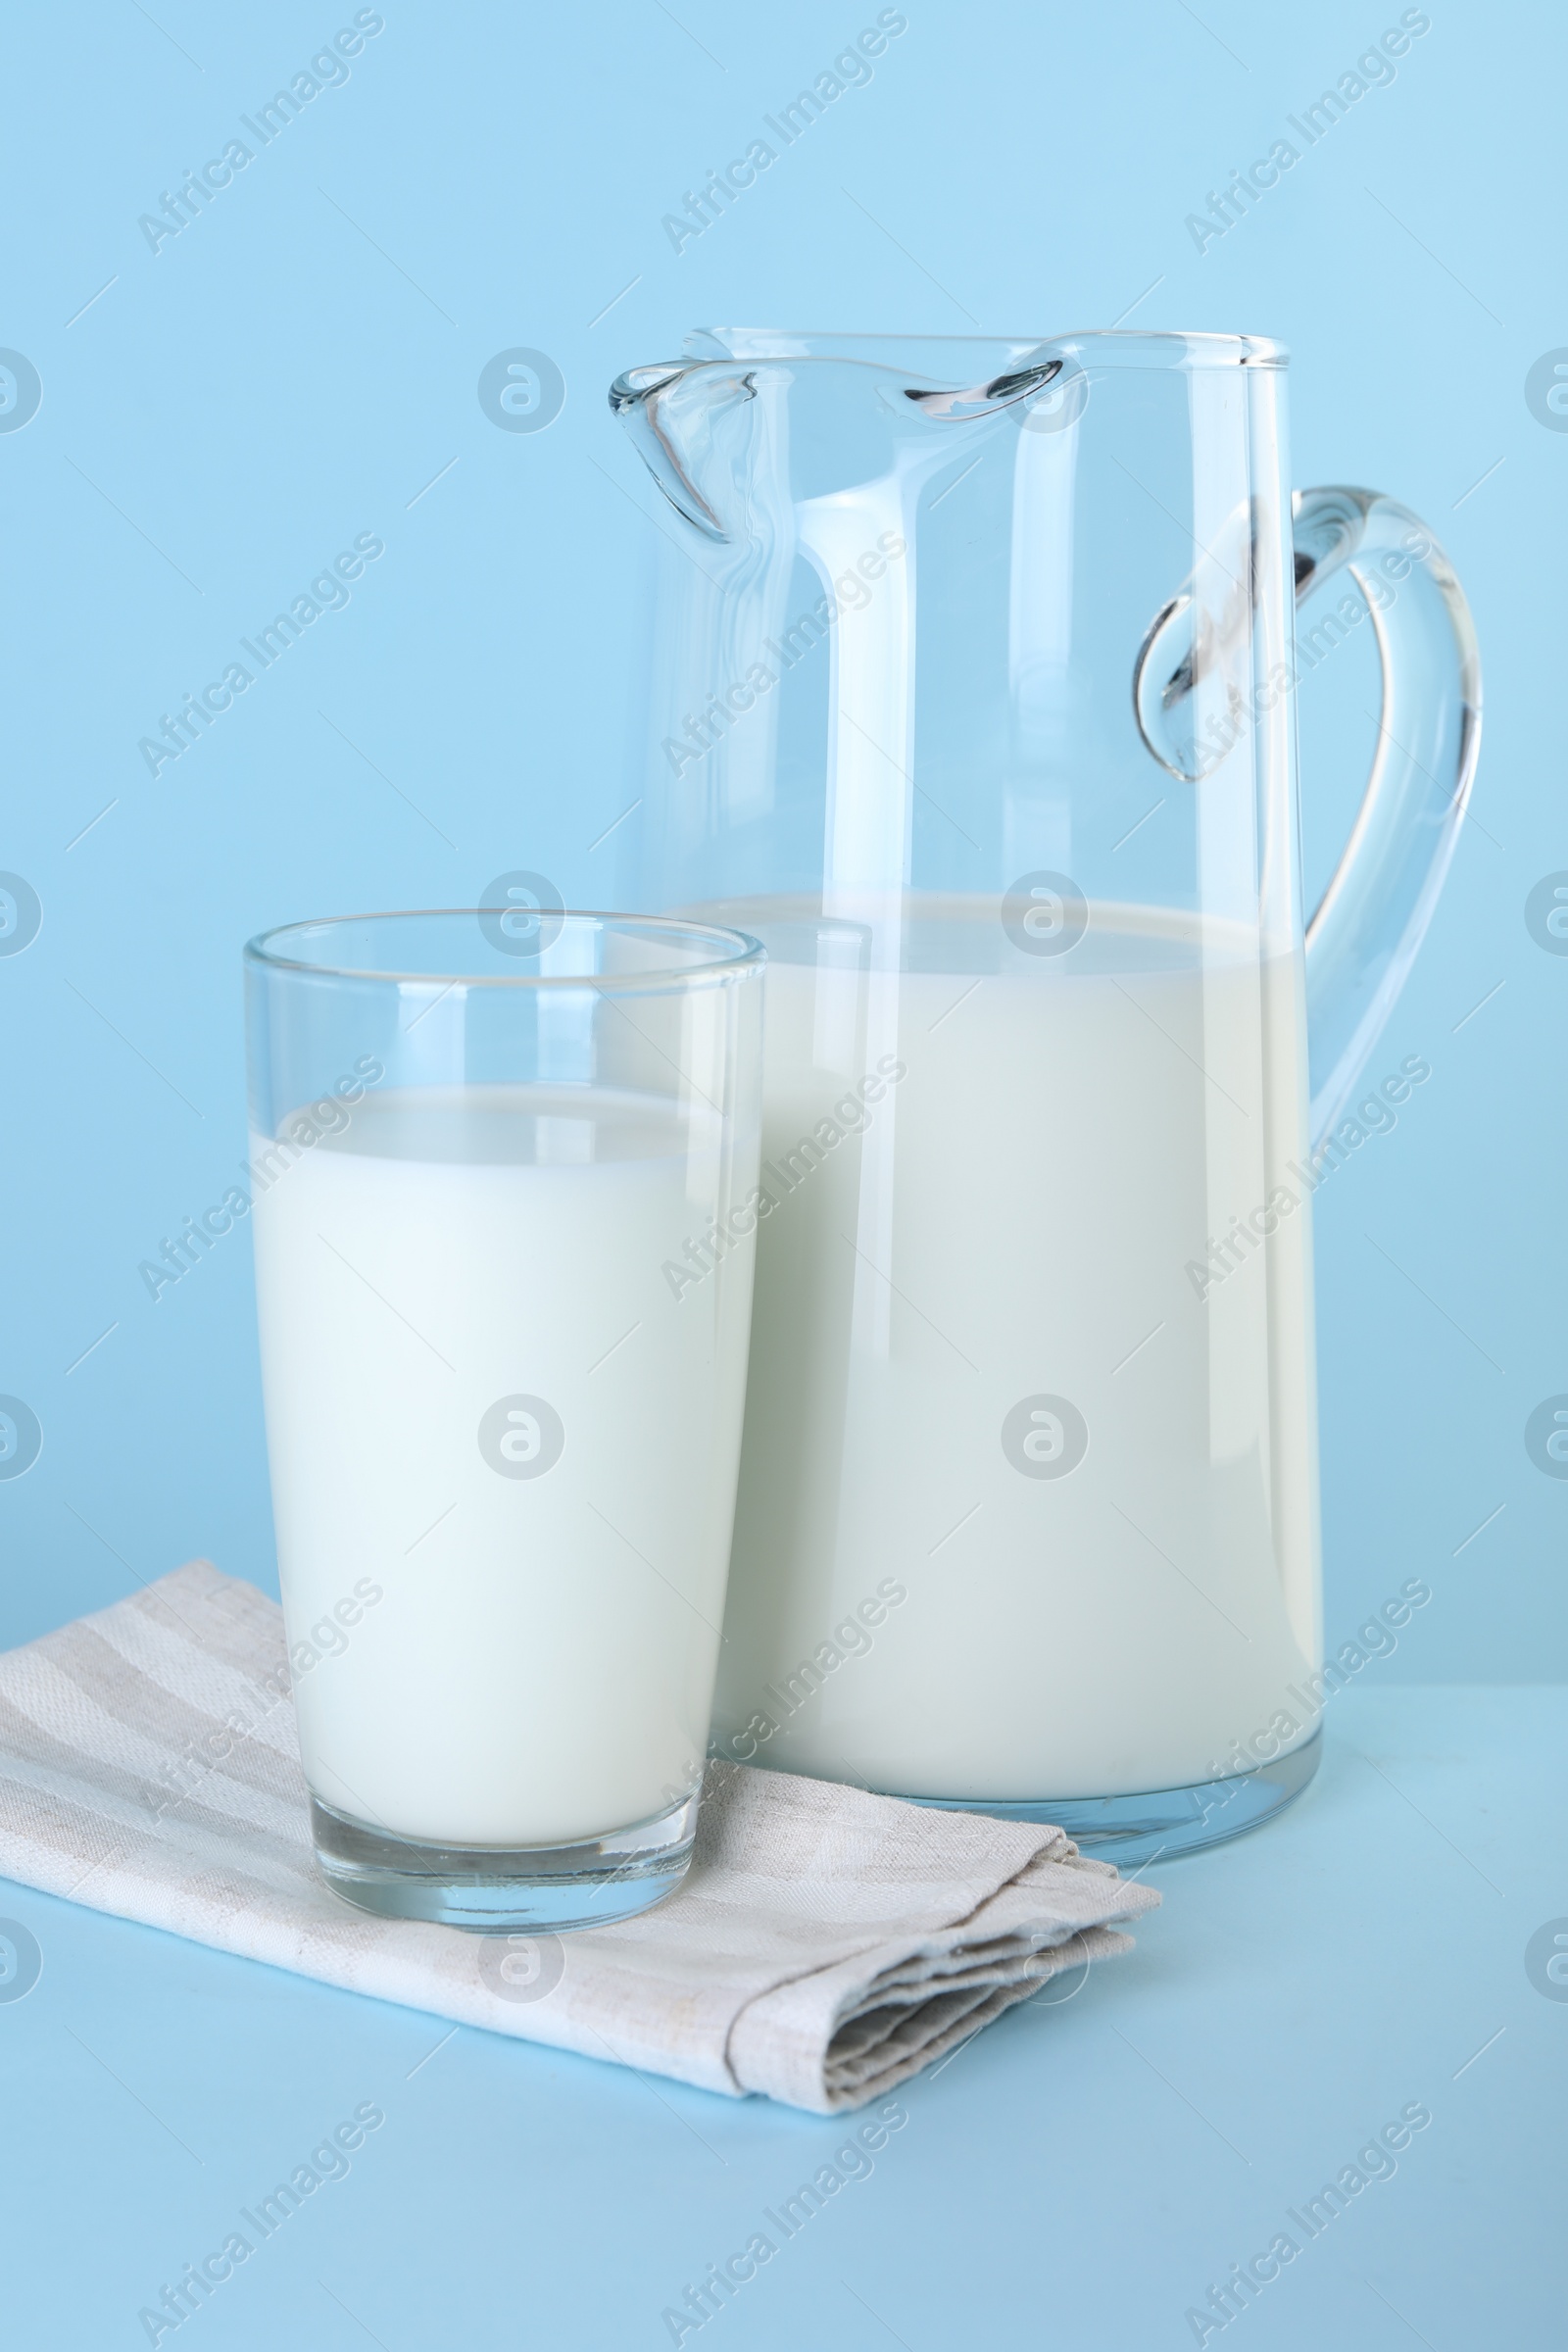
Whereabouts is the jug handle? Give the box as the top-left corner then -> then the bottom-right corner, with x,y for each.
1292,485 -> 1481,1150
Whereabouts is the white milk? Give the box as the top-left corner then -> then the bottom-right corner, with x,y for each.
252,1085 -> 753,1847
710,902 -> 1322,1798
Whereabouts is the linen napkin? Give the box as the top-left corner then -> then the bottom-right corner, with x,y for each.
0,1560 -> 1159,2111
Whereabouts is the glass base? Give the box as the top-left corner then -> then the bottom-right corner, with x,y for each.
309,1789 -> 700,1931
907,1730 -> 1322,1868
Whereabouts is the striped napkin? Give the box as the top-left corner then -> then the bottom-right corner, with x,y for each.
0,1561 -> 1158,2112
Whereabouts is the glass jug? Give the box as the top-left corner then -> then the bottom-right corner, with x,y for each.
610,329 -> 1479,1860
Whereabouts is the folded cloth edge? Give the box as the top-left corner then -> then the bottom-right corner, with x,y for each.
728,1843 -> 1159,2107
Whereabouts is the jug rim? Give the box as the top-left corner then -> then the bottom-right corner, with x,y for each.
660,326 -> 1287,370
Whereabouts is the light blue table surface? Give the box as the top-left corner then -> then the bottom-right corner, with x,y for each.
1,1682 -> 1561,2351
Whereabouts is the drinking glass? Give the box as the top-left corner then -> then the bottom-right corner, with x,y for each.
245,909 -> 763,1929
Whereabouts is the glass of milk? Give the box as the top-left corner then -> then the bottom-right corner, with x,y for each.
244,908 -> 763,1930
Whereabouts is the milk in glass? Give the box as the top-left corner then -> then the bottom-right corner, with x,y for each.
253,1084 -> 751,1846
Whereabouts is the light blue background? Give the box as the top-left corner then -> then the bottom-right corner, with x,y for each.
2,0 -> 1559,1673
0,8 -> 1563,2345
0,0 -> 1560,1669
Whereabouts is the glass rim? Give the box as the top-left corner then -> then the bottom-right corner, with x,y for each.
243,908 -> 765,990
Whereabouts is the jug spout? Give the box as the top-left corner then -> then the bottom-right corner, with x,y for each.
609,360 -> 756,540
609,333 -> 1073,542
